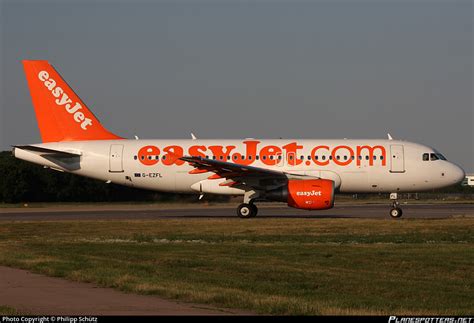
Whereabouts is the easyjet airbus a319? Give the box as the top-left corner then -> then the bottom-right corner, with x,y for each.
13,61 -> 465,218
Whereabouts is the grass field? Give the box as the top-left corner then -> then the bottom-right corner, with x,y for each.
0,305 -> 20,315
0,218 -> 472,315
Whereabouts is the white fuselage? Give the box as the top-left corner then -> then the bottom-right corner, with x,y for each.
13,139 -> 465,195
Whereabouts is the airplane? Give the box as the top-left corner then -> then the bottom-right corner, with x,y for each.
12,60 -> 466,218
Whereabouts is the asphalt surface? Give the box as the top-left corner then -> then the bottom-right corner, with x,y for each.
0,203 -> 472,221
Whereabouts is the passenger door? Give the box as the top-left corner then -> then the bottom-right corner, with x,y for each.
109,144 -> 124,173
390,145 -> 405,173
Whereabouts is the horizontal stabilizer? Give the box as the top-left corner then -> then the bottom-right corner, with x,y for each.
13,145 -> 82,158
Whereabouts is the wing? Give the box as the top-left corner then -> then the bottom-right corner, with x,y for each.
180,156 -> 315,190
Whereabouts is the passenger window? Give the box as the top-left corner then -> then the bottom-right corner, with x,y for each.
422,153 -> 429,161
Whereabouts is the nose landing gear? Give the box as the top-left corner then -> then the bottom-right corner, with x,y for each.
389,193 -> 403,218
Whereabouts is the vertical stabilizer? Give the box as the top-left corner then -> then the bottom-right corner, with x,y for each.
22,60 -> 122,142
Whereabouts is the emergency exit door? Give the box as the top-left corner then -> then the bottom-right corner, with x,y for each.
109,144 -> 124,172
390,145 -> 405,173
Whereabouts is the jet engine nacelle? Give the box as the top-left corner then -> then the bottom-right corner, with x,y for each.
265,179 -> 335,210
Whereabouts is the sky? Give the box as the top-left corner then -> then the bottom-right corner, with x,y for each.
1,0 -> 473,171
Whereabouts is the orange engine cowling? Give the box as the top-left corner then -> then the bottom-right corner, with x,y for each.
287,179 -> 335,210
265,179 -> 335,210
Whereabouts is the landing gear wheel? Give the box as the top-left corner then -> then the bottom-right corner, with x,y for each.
390,207 -> 403,218
237,203 -> 257,218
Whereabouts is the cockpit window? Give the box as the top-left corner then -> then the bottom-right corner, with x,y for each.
431,153 -> 448,161
430,153 -> 439,161
424,152 -> 447,161
436,153 -> 447,160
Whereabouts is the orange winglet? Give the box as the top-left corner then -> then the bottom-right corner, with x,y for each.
23,60 -> 122,142
207,174 -> 222,180
219,181 -> 237,187
189,169 -> 209,174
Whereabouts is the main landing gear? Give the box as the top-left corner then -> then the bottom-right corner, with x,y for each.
237,190 -> 259,218
389,193 -> 403,219
237,203 -> 258,218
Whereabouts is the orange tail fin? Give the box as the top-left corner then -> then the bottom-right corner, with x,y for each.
22,60 -> 123,142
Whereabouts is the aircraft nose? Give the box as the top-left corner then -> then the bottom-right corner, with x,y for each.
448,163 -> 465,185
